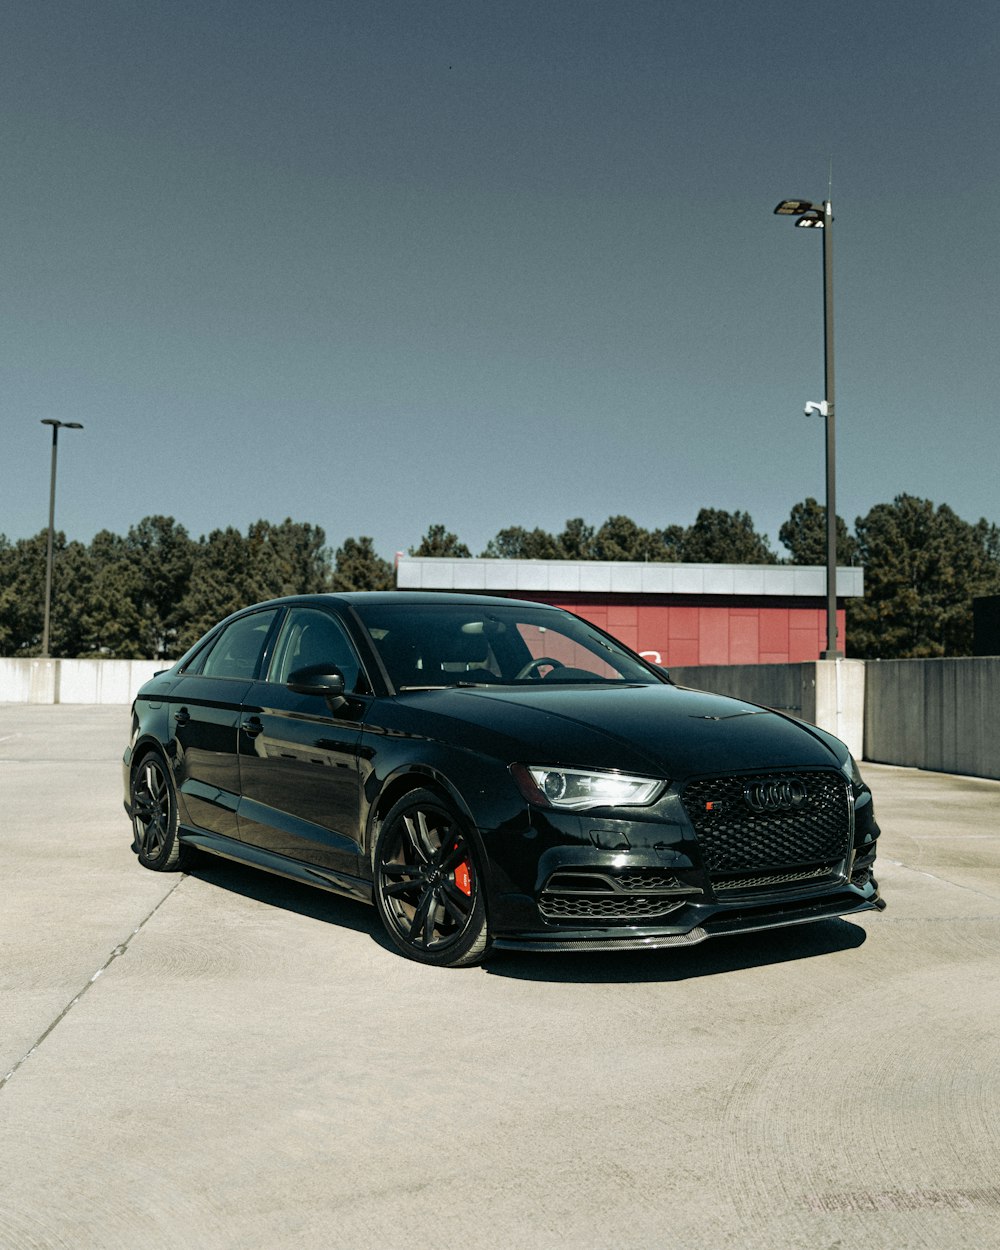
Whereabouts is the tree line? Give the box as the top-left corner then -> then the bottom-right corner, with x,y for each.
1,496 -> 998,661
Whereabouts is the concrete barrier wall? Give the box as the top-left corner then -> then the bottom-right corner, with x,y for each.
864,657 -> 1000,779
0,659 -> 164,705
673,657 -> 999,781
671,660 -> 866,761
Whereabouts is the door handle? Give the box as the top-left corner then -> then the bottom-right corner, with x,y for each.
174,708 -> 190,726
241,716 -> 263,737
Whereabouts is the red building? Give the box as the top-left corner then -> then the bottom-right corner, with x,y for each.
395,557 -> 863,666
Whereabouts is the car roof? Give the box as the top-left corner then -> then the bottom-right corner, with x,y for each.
247,591 -> 561,611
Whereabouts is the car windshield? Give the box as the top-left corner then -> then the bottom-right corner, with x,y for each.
352,601 -> 659,690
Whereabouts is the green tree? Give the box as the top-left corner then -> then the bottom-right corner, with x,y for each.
80,529 -> 147,657
245,518 -> 330,598
409,525 -> 471,558
0,535 -> 17,653
179,527 -> 255,648
0,530 -> 92,656
682,509 -> 777,564
556,517 -> 596,560
780,498 -> 857,566
481,526 -> 563,559
650,525 -> 687,561
127,516 -> 196,656
331,536 -> 394,591
178,519 -> 332,650
848,495 -> 1000,658
589,516 -> 688,562
591,515 -> 652,561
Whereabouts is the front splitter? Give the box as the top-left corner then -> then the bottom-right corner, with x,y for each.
491,891 -> 885,953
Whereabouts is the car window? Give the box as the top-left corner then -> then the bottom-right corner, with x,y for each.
353,602 -> 656,688
268,607 -> 366,693
198,609 -> 279,680
180,631 -> 220,676
515,623 -> 622,680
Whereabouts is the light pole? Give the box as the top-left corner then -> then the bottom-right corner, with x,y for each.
774,197 -> 843,660
40,419 -> 84,657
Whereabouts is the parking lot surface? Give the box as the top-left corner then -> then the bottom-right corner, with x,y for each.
1,703 -> 999,1250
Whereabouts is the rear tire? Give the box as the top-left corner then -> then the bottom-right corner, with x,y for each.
373,789 -> 490,967
130,750 -> 192,871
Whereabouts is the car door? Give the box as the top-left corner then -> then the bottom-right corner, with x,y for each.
167,607 -> 280,839
236,606 -> 369,877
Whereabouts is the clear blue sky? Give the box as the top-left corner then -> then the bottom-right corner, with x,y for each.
3,0 -> 998,561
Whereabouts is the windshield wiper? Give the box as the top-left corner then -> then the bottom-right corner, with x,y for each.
397,681 -> 496,691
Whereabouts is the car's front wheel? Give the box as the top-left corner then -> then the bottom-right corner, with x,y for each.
373,789 -> 490,967
130,750 -> 191,871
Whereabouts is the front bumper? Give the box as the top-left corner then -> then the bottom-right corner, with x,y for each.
490,881 -> 885,952
481,770 -> 884,952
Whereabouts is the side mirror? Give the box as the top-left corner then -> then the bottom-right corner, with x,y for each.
286,665 -> 346,699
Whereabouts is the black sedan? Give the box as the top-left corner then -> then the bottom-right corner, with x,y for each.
123,592 -> 884,966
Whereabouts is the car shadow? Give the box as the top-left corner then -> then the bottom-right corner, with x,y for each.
185,856 -> 396,952
186,855 -> 868,980
482,919 -> 869,984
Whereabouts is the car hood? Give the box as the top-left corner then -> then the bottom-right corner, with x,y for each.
395,683 -> 846,780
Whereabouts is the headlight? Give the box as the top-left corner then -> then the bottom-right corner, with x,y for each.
511,764 -> 665,811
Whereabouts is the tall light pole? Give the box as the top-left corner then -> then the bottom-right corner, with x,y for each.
774,197 -> 843,660
40,419 -> 84,657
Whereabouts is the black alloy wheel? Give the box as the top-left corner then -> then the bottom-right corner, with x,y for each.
130,751 -> 190,871
373,789 -> 490,967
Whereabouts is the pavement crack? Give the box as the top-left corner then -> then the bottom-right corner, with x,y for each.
0,875 -> 188,1092
883,856 -> 1000,904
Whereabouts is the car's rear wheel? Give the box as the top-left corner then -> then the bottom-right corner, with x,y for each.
130,751 -> 191,871
373,789 -> 490,967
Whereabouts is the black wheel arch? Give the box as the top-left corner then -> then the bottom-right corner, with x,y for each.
127,733 -> 186,828
367,764 -> 481,863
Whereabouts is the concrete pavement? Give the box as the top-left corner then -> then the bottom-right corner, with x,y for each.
1,704 -> 999,1249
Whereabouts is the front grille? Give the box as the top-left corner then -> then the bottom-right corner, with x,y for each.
539,867 -> 699,924
539,895 -> 687,921
612,870 -> 694,892
713,864 -> 836,896
681,770 -> 851,877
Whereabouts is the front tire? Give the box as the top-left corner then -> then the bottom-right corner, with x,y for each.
373,789 -> 490,967
130,750 -> 191,871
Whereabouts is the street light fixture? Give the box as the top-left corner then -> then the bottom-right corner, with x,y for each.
774,197 -> 843,660
40,419 -> 84,658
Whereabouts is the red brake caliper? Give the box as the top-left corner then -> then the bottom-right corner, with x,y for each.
452,843 -> 472,896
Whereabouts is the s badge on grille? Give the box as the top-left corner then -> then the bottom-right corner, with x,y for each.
743,778 -> 809,812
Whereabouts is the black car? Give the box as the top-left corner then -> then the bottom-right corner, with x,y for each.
123,592 -> 884,966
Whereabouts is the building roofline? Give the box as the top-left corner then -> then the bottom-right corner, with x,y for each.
395,556 -> 864,598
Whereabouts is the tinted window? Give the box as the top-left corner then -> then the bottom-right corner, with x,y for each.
353,602 -> 657,688
198,610 -> 279,680
268,608 -> 366,693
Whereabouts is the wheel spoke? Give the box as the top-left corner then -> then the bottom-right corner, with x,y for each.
132,760 -> 172,860
400,814 -> 430,864
440,881 -> 473,925
383,876 -> 424,899
144,764 -> 163,803
423,896 -> 440,947
407,888 -> 436,944
439,841 -> 467,873
146,815 -> 164,854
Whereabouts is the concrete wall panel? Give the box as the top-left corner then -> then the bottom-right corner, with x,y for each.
0,660 -> 163,706
865,658 -> 1000,779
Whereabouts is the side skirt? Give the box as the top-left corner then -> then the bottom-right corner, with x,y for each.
179,827 -> 374,906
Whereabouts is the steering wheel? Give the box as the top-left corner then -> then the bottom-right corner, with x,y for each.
515,656 -> 566,681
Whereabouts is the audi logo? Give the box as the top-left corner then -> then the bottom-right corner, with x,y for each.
743,779 -> 809,812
